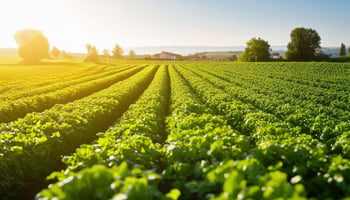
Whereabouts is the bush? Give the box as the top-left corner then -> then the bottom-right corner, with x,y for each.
331,56 -> 350,62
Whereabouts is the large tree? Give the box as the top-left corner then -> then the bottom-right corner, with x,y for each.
340,43 -> 346,56
14,29 -> 49,63
112,44 -> 123,58
285,27 -> 321,61
238,37 -> 270,62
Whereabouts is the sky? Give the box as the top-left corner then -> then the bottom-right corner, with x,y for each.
0,0 -> 349,53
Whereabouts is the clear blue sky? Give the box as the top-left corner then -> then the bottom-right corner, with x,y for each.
0,0 -> 349,52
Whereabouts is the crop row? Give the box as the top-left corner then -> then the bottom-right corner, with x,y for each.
216,62 -> 350,91
36,65 -> 171,199
183,65 -> 350,152
36,65 -> 307,199
0,65 -> 135,101
0,65 -> 144,123
2,62 -> 350,199
198,64 -> 349,109
0,65 -> 158,199
175,64 -> 350,199
0,65 -> 103,95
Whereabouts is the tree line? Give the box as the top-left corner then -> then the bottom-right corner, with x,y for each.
239,27 -> 350,62
10,29 -> 134,63
9,28 -> 350,63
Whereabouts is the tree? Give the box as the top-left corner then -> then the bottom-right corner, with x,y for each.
84,44 -> 99,62
51,46 -> 60,58
112,44 -> 123,58
349,47 -> 350,56
128,50 -> 135,59
238,37 -> 270,62
285,27 -> 321,61
14,29 -> 49,63
340,43 -> 346,56
230,55 -> 238,61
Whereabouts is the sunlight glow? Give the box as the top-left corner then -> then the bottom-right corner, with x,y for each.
0,0 -> 349,53
0,0 -> 101,52
0,0 -> 54,46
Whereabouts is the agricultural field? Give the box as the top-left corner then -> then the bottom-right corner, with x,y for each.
0,60 -> 350,199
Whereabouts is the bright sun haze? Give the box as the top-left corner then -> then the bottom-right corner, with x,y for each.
0,0 -> 350,53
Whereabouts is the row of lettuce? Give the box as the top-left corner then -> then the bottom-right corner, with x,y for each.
36,65 -> 303,199
0,65 -> 158,199
1,63 -> 349,199
36,64 -> 350,199
0,65 -> 102,94
214,62 -> 350,92
0,65 -> 132,101
187,63 -> 350,156
175,64 -> 350,199
0,65 -> 142,123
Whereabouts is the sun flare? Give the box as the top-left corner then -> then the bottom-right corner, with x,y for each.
0,0 -> 94,52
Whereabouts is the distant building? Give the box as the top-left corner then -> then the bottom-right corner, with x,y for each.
271,52 -> 280,59
153,51 -> 181,60
315,48 -> 322,54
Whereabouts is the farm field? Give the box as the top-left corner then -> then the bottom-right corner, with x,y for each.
0,61 -> 350,199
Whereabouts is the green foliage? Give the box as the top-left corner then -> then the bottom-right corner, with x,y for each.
36,66 -> 172,199
333,43 -> 350,62
340,43 -> 346,56
238,37 -> 271,62
211,163 -> 306,200
314,52 -> 332,61
36,163 -> 172,200
1,62 -> 350,199
0,66 -> 157,199
0,66 -> 144,123
331,56 -> 350,62
175,63 -> 350,199
230,54 -> 237,61
285,27 -> 321,61
14,29 -> 49,63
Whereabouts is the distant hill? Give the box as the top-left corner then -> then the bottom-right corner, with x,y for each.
321,47 -> 340,57
124,46 -> 246,56
0,48 -> 17,55
124,46 -> 341,58
123,46 -> 287,56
